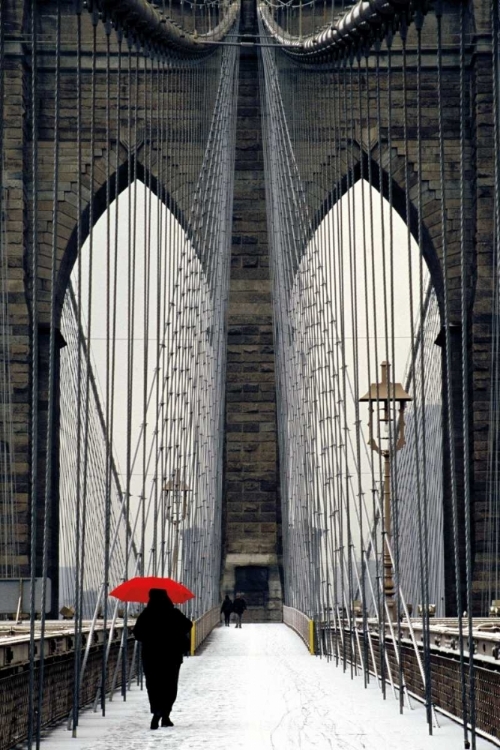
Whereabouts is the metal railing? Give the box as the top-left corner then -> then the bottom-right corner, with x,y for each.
190,606 -> 221,655
0,621 -> 123,670
318,619 -> 500,745
391,617 -> 500,664
283,605 -> 315,654
0,623 -> 134,750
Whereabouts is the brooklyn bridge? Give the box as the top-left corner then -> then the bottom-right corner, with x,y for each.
0,0 -> 498,748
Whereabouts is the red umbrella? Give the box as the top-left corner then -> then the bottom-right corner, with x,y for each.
109,576 -> 195,605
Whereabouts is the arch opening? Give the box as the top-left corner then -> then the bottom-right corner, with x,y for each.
55,160 -> 192,327
59,179 -> 220,618
279,177 -> 445,618
310,153 -> 445,314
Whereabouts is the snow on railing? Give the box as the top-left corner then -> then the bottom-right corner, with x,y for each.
283,605 -> 315,654
190,606 -> 220,655
388,617 -> 500,664
0,620 -> 125,669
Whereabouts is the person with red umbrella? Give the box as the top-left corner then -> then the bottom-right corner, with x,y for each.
133,588 -> 193,730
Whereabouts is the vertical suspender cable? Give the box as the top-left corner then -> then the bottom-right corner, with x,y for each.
487,0 -> 500,613
143,48 -> 153,579
131,43 -> 141,609
110,28 -> 123,595
333,53 -> 347,672
400,16 -> 432,732
141,50 -> 148,582
72,0 -> 84,734
490,3 -> 500,601
415,6 -> 435,732
105,30 -> 124,696
490,0 -> 500,613
346,50 -> 359,675
160,54 -> 169,579
364,50 -> 383,657
153,52 -> 162,579
374,36 -> 388,701
321,73 -> 337,657
102,18 -> 112,717
435,3 -> 469,745
75,12 -> 98,704
384,29 -> 402,712
0,0 -> 3,574
122,34 -> 133,701
37,2 -> 61,747
28,0 -> 39,744
357,50 -> 371,684
0,0 -> 17,581
459,1 -> 476,745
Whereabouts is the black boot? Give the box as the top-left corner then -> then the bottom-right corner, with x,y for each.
151,713 -> 161,730
162,716 -> 174,727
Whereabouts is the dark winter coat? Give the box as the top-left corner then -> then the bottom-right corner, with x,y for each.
232,597 -> 247,615
220,597 -> 233,614
133,590 -> 193,667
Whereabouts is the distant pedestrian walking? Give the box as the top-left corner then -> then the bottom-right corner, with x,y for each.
133,588 -> 192,730
232,593 -> 247,628
220,594 -> 233,626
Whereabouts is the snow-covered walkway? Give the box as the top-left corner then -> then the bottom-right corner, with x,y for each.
44,624 -> 494,750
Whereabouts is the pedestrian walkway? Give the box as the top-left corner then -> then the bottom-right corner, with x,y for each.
44,624 -> 494,750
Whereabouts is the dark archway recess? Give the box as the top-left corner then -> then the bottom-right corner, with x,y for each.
235,566 -> 270,608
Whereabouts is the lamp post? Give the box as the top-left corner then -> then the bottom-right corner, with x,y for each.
163,469 -> 191,580
359,361 -> 412,622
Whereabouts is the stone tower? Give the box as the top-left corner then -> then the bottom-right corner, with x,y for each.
221,0 -> 283,621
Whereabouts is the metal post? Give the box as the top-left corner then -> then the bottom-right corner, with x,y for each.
360,362 -> 412,622
383,450 -> 395,622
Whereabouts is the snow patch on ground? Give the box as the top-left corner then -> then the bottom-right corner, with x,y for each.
43,624 -> 495,750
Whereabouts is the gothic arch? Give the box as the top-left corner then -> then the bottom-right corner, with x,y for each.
55,157 -> 191,326
306,145 -> 446,320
